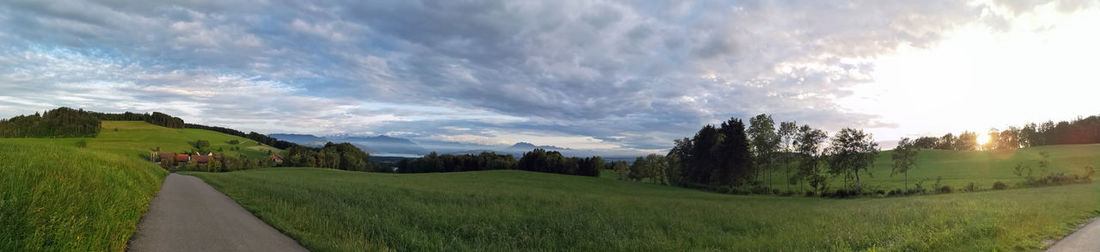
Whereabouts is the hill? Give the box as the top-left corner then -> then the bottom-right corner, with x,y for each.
0,140 -> 166,251
187,167 -> 1100,251
0,120 -> 286,250
759,144 -> 1100,192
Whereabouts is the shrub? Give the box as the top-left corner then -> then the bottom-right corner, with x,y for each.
75,140 -> 88,148
965,182 -> 977,192
804,191 -> 816,197
992,181 -> 1008,190
938,185 -> 953,194
228,139 -> 240,145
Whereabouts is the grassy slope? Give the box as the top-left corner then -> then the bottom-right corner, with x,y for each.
0,140 -> 165,251
94,121 -> 283,160
0,121 -> 281,250
761,145 -> 1100,192
190,167 -> 1100,251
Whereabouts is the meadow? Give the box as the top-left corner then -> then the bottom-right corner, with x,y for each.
0,121 -> 281,250
189,167 -> 1100,251
0,140 -> 165,251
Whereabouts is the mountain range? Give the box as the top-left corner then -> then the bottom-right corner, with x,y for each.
271,134 -> 600,158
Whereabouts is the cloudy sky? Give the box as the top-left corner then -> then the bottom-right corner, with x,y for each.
1,0 -> 1098,154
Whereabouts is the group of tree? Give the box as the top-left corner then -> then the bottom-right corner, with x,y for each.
617,154 -> 671,184
393,149 -> 604,177
284,142 -> 378,172
912,115 -> 1100,151
515,149 -> 603,177
91,111 -> 185,128
657,114 -> 881,195
0,107 -> 101,137
666,117 -> 755,190
396,152 -> 517,173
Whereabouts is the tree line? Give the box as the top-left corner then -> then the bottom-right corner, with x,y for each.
90,111 -> 185,128
284,142 -> 378,172
393,149 -> 604,177
395,152 -> 517,173
0,107 -> 101,137
913,115 -> 1100,151
620,114 -> 880,196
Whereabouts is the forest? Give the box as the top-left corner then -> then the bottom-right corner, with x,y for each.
0,107 -> 101,137
393,149 -> 603,177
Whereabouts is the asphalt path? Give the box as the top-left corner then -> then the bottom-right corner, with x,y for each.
1046,218 -> 1100,252
127,173 -> 308,252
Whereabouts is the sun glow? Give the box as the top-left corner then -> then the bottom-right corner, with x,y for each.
976,133 -> 991,147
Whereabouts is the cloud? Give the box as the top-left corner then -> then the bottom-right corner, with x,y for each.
0,0 -> 1019,153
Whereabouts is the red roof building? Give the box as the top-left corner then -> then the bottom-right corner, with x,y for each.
175,154 -> 190,163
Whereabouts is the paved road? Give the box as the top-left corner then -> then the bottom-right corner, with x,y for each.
128,174 -> 308,252
1047,218 -> 1100,252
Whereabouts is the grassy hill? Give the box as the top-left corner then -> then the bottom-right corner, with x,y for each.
759,144 -> 1100,192
0,121 -> 282,250
188,166 -> 1100,251
94,121 -> 283,160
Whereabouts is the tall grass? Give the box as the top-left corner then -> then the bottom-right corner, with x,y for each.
190,168 -> 1100,251
0,141 -> 166,251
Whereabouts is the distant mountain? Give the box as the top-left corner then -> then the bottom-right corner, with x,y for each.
505,142 -> 570,152
329,135 -> 429,156
271,134 -> 429,156
269,134 -> 327,147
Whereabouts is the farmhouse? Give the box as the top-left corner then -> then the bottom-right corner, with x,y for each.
270,153 -> 284,164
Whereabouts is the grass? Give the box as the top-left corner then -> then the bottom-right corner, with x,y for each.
0,140 -> 166,251
0,120 -> 282,250
188,167 -> 1100,251
758,145 -> 1100,192
94,121 -> 283,160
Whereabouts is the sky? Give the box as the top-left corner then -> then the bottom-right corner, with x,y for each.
0,0 -> 1098,155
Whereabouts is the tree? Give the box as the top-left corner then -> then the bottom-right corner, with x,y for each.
716,118 -> 754,186
612,161 -> 631,180
955,131 -> 978,151
748,114 -> 780,188
793,125 -> 827,192
195,140 -> 211,150
666,137 -> 692,185
891,137 -> 919,192
936,133 -> 956,150
776,121 -> 798,191
913,136 -> 938,149
826,128 -> 879,191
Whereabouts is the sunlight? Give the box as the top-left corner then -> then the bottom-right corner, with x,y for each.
976,133 -> 991,147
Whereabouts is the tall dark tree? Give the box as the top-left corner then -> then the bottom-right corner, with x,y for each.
717,118 -> 753,186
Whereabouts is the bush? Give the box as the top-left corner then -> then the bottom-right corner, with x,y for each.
804,191 -> 816,197
75,140 -> 88,148
938,185 -> 953,194
228,139 -> 240,145
887,189 -> 904,197
965,182 -> 977,192
992,181 -> 1008,190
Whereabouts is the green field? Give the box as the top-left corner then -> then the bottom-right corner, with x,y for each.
753,145 -> 1100,193
3,120 -> 1100,251
0,121 -> 281,250
188,166 -> 1100,251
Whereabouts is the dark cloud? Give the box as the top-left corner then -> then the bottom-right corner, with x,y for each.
0,0 -> 998,153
